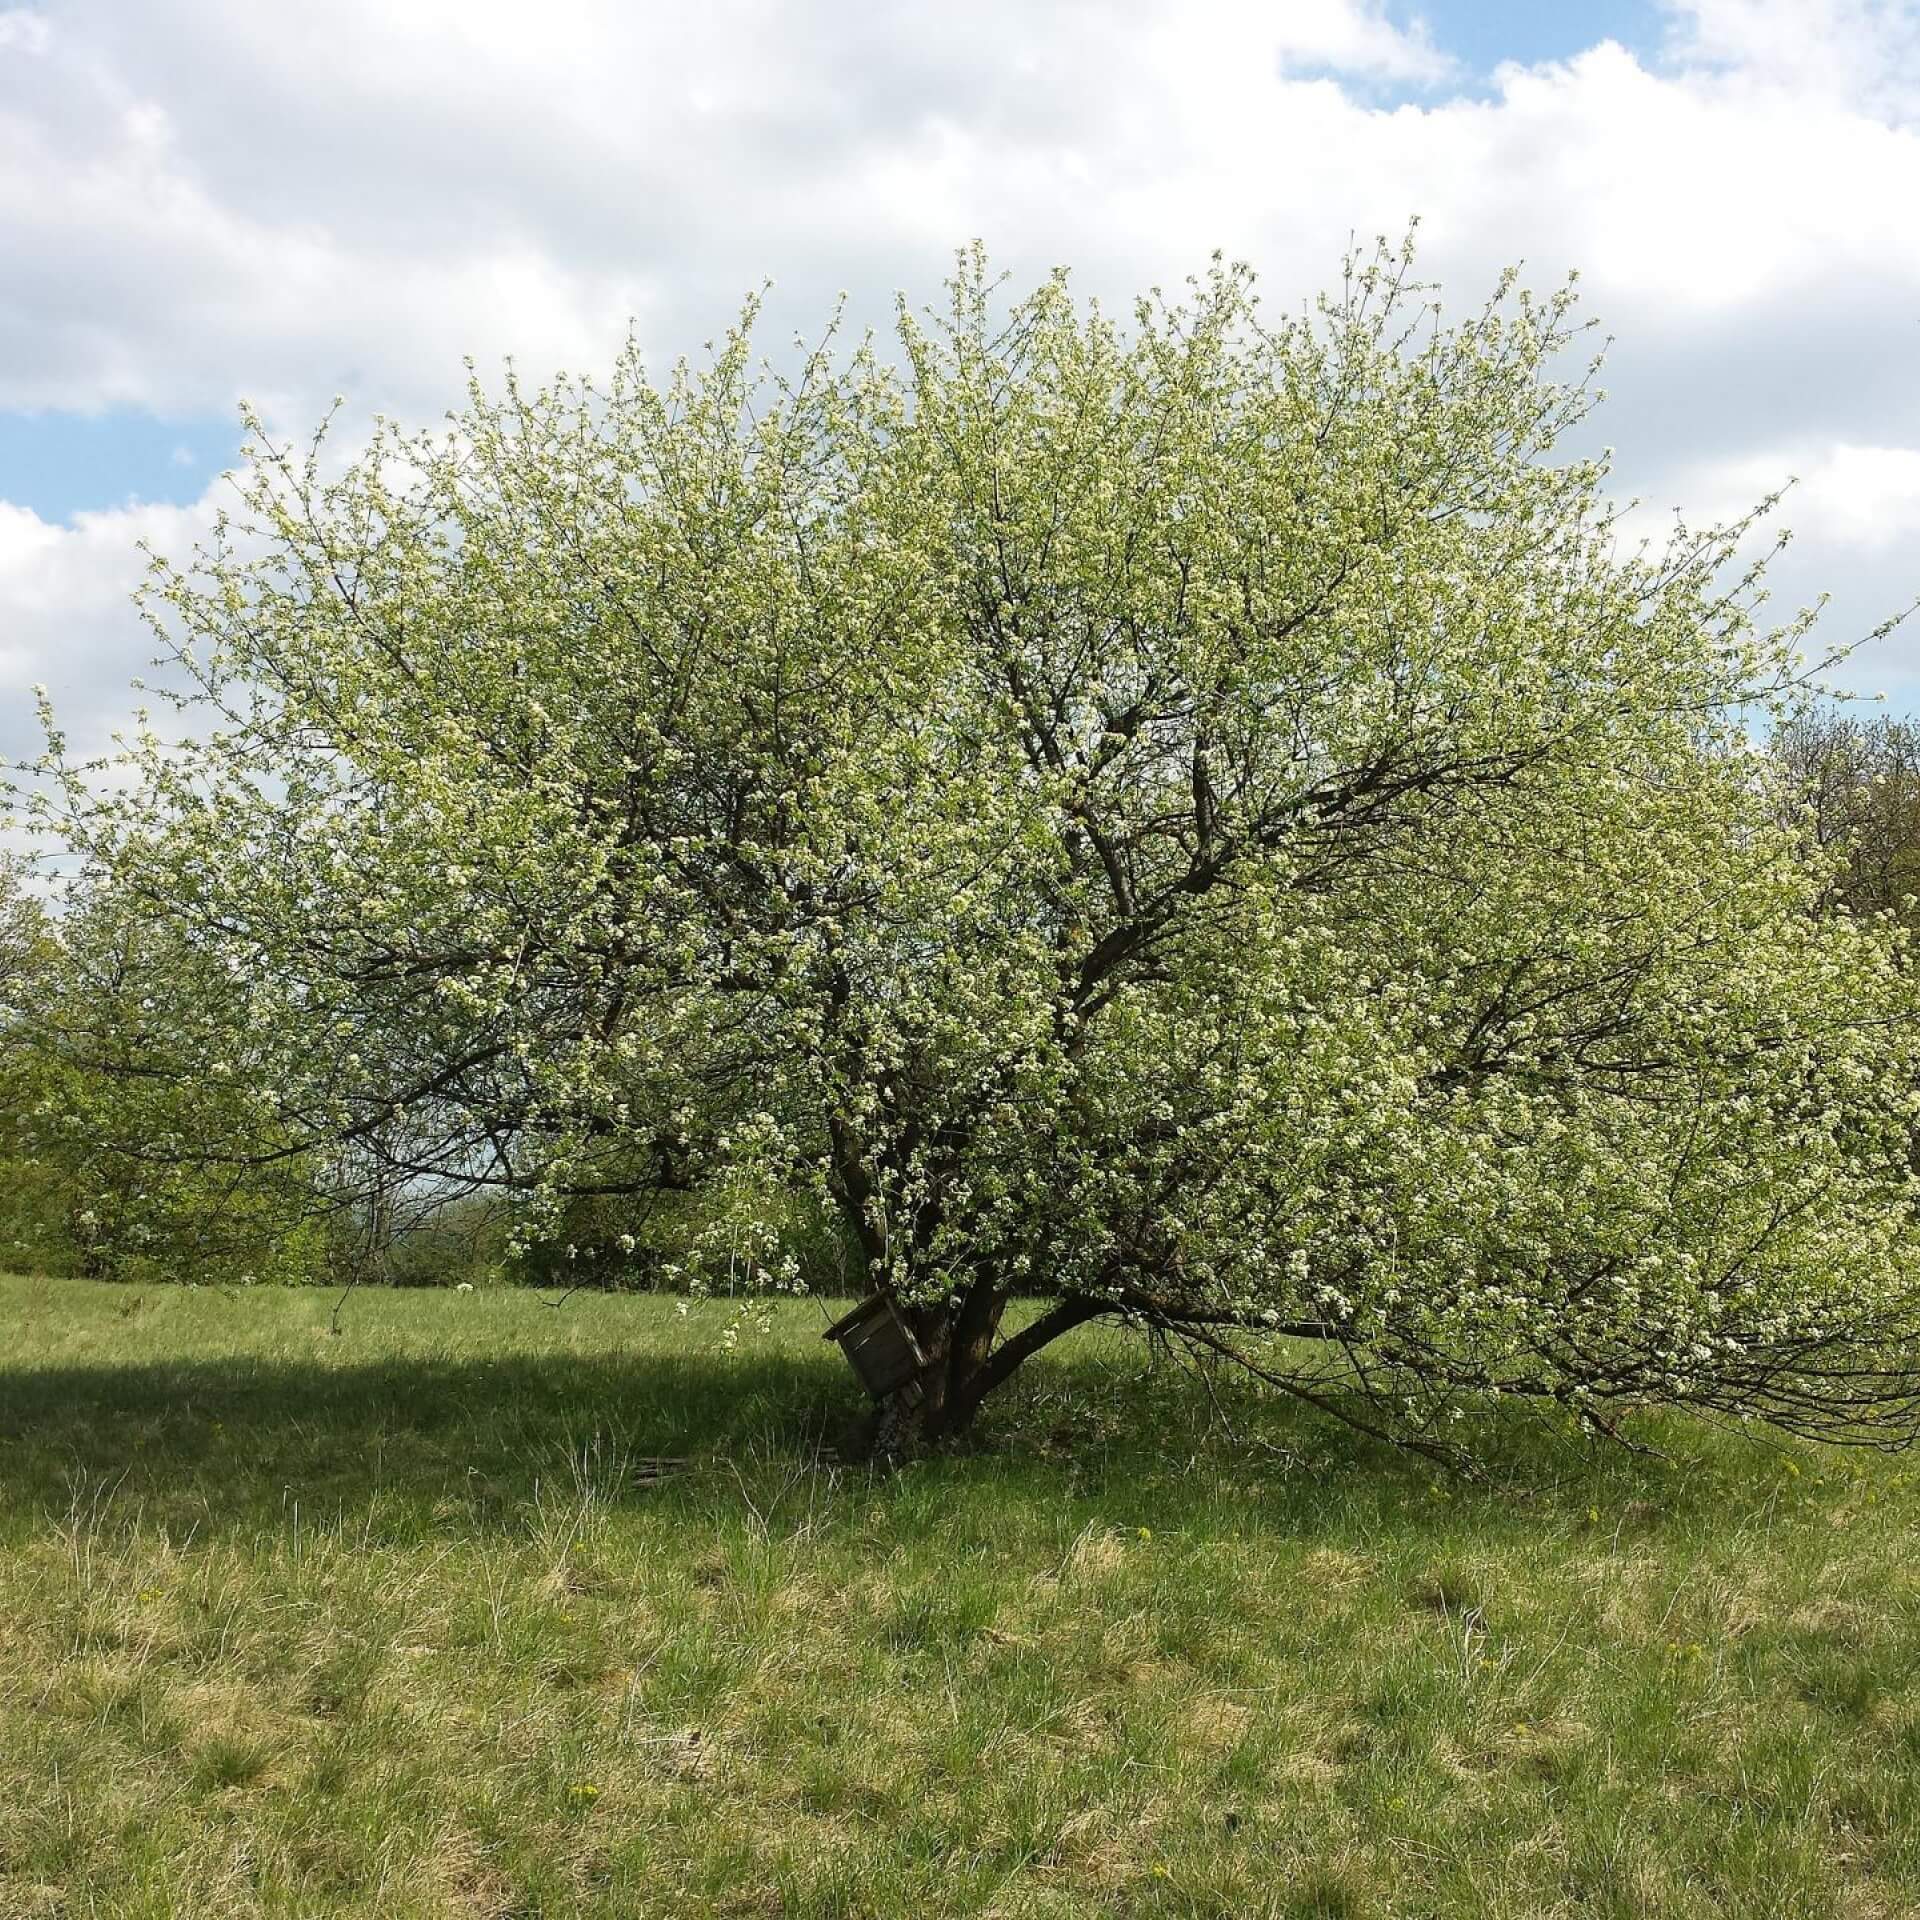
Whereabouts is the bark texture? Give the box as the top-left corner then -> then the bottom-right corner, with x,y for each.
851,1287 -> 1111,1463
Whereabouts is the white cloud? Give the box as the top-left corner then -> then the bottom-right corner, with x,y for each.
1678,445 -> 1920,554
2,4 -> 1915,415
1809,447 -> 1920,552
0,492 -> 213,761
1666,0 -> 1920,117
1266,0 -> 1455,85
1,0 -> 1918,728
0,8 -> 48,54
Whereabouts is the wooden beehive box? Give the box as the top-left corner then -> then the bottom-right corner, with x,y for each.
822,1292 -> 927,1402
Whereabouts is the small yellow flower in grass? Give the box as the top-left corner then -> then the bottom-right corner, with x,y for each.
1136,1527 -> 1152,1542
138,1588 -> 163,1603
565,1781 -> 600,1806
1586,1507 -> 1600,1526
1783,1460 -> 1801,1478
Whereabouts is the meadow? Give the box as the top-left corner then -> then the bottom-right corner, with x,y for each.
2,1273 -> 1918,1919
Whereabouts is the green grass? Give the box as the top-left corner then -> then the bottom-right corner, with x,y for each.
3,1275 -> 1919,1918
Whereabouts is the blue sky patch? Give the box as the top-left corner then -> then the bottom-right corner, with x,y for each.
0,410 -> 241,524
1412,0 -> 1668,78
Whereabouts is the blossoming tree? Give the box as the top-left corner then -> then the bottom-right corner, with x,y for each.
28,246 -> 1920,1460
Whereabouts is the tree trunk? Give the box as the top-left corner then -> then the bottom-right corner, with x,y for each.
850,1287 -> 1108,1463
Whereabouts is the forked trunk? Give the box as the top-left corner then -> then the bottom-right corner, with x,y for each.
851,1285 -> 1108,1463
854,1280 -> 1005,1461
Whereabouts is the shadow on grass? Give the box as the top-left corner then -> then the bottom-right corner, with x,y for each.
0,1327 -> 1779,1553
0,1345 -> 849,1531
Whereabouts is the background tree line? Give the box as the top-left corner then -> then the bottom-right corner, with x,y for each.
1775,709 -> 1920,929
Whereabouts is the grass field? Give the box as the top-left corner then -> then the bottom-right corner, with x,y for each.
3,1275 -> 1919,1918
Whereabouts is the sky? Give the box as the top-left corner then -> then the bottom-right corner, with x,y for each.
2,0 -> 1919,764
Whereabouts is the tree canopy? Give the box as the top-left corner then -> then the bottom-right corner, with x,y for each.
22,245 -> 1920,1462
